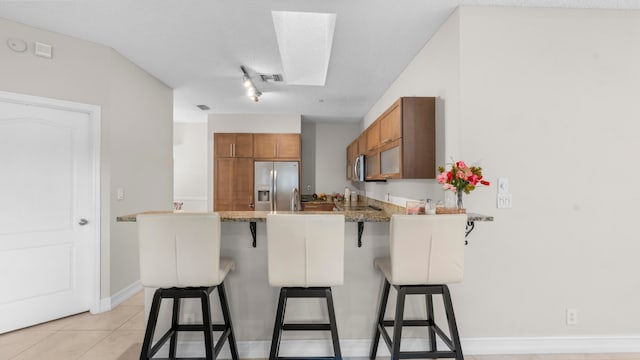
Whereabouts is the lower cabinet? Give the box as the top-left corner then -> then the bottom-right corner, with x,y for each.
214,158 -> 254,211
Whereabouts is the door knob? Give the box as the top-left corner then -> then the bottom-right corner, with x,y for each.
78,218 -> 89,226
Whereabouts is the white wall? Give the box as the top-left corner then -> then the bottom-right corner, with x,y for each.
456,6 -> 640,337
0,18 -> 173,298
362,5 -> 640,343
174,122 -> 208,210
314,122 -> 361,195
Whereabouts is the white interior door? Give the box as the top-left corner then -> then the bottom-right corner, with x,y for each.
0,99 -> 96,334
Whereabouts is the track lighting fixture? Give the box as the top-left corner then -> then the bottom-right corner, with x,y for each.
240,65 -> 261,102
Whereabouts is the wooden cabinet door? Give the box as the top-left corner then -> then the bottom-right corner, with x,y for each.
366,121 -> 380,151
254,133 -> 300,159
365,149 -> 380,180
254,134 -> 277,158
215,158 -> 254,211
234,158 -> 254,210
214,133 -> 235,158
234,133 -> 254,157
214,133 -> 253,157
379,100 -> 401,145
346,140 -> 358,180
214,158 -> 234,211
379,138 -> 402,179
358,133 -> 367,155
276,134 -> 300,159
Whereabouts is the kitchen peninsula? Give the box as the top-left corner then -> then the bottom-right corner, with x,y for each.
117,198 -> 492,357
117,197 -> 493,247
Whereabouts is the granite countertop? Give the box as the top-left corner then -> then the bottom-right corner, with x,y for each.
117,197 -> 493,223
116,208 -> 394,223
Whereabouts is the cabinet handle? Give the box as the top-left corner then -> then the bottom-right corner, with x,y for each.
229,144 -> 233,157
233,143 -> 236,157
382,138 -> 392,144
249,195 -> 254,209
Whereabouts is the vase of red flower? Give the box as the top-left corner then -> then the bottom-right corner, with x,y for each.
437,160 -> 490,210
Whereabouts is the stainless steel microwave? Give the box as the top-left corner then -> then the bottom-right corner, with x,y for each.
353,154 -> 365,181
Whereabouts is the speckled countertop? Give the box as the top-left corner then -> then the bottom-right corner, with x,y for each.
117,196 -> 493,223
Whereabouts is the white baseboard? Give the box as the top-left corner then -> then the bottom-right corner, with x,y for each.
96,281 -> 142,313
152,336 -> 640,359
465,335 -> 640,355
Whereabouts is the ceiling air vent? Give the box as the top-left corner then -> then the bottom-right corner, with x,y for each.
260,74 -> 284,82
196,104 -> 210,111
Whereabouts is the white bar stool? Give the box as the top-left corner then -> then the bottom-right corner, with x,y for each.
266,214 -> 345,360
137,213 -> 239,360
370,214 -> 467,360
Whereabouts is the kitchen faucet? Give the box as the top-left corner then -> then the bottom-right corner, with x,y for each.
291,187 -> 301,211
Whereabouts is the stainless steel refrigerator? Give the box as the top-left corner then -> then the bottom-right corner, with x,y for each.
254,161 -> 299,211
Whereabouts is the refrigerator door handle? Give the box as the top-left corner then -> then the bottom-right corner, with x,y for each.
273,169 -> 278,211
268,170 -> 272,211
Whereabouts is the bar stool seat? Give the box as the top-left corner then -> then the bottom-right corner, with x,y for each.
267,214 -> 345,360
370,214 -> 467,360
137,213 -> 239,360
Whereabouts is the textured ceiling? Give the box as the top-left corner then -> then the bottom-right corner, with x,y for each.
2,0 -> 640,123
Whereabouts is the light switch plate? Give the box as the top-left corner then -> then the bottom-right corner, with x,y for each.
497,177 -> 509,193
116,187 -> 125,200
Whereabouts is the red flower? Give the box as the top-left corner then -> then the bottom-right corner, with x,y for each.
469,174 -> 479,185
480,180 -> 490,186
446,171 -> 452,182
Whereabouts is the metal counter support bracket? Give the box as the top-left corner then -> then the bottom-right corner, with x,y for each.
357,221 -> 364,248
465,221 -> 475,245
249,222 -> 257,248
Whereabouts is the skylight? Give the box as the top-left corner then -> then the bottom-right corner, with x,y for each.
272,11 -> 337,86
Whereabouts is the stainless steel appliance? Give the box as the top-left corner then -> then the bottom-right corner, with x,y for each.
353,154 -> 365,181
254,161 -> 300,211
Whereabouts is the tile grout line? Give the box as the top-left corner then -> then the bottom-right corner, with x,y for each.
7,330 -> 58,360
73,328 -> 118,360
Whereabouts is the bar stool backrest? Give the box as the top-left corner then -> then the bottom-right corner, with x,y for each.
137,213 -> 221,288
267,214 -> 345,287
390,214 -> 466,285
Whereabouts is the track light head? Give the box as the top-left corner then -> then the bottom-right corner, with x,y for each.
240,65 -> 262,103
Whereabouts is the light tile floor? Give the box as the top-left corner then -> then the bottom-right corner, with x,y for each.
1,291 -> 639,359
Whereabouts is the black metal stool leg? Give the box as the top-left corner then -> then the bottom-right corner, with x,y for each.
218,282 -> 239,360
200,289 -> 214,360
325,288 -> 342,359
442,285 -> 464,360
425,293 -> 436,352
169,296 -> 181,358
369,279 -> 390,360
140,289 -> 163,360
391,286 -> 406,360
269,288 -> 288,360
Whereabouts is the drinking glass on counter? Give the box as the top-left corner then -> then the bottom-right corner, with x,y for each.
405,201 -> 420,215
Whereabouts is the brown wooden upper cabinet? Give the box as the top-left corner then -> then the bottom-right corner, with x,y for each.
214,133 -> 253,158
254,133 -> 300,159
346,139 -> 358,180
366,121 -> 380,151
379,100 -> 402,145
358,133 -> 367,154
349,97 -> 435,180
